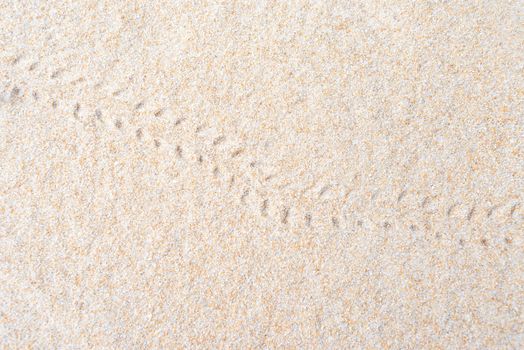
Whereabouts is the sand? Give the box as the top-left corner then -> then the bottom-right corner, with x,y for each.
1,1 -> 523,348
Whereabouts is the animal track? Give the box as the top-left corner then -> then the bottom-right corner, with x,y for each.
213,136 -> 225,146
3,55 -> 522,245
467,206 -> 475,221
261,200 -> 268,217
240,189 -> 249,203
231,149 -> 244,158
51,69 -> 63,79
319,185 -> 330,198
305,213 -> 312,226
510,203 -> 519,217
397,190 -> 407,203
447,203 -> 458,216
487,205 -> 498,218
281,207 -> 289,224
73,103 -> 80,118
10,86 -> 20,99
113,89 -> 124,96
175,146 -> 182,158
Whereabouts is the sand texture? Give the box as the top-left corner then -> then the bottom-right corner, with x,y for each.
1,1 -> 523,348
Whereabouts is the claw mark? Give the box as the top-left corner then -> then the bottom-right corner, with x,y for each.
114,120 -> 122,129
510,203 -> 519,217
197,155 -> 203,163
52,101 -> 57,108
213,136 -> 225,146
32,91 -> 38,100
421,196 -> 430,208
281,207 -> 289,224
332,217 -> 339,228
409,224 -> 417,231
29,62 -> 38,71
154,109 -> 164,117
213,166 -> 219,177
113,89 -> 124,96
480,238 -> 488,247
261,199 -> 268,216
134,102 -> 144,110
136,128 -> 143,139
12,56 -> 21,65
231,149 -> 244,158
174,118 -> 185,126
175,145 -> 182,158
154,139 -> 161,148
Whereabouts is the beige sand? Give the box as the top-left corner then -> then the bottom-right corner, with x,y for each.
1,1 -> 523,348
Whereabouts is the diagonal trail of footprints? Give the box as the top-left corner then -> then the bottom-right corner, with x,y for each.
1,53 -> 522,249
